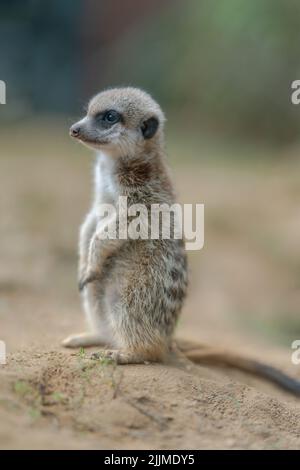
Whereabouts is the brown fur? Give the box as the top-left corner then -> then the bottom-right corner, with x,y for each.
117,156 -> 154,186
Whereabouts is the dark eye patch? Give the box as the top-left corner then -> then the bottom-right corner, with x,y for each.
94,109 -> 122,126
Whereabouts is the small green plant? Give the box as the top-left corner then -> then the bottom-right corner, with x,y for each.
13,380 -> 41,420
97,355 -> 116,367
13,380 -> 66,420
28,407 -> 41,419
50,392 -> 65,403
14,380 -> 35,398
78,347 -> 86,358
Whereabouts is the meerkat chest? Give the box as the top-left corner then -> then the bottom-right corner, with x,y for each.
94,151 -> 118,206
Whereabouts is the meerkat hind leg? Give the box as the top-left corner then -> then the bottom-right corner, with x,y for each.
62,332 -> 107,348
92,349 -> 161,365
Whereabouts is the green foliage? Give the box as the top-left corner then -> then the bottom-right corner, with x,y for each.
113,0 -> 300,144
2,0 -> 300,145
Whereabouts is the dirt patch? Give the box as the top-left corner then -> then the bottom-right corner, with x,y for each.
1,347 -> 300,449
1,123 -> 300,449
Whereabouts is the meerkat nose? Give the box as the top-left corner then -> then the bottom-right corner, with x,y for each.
70,124 -> 81,138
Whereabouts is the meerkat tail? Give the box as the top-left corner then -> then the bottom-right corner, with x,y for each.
175,339 -> 300,397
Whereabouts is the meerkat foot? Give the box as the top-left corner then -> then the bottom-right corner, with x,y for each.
91,349 -> 152,365
62,332 -> 106,348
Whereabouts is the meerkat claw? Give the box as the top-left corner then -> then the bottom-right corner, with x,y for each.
78,273 -> 99,291
91,350 -> 119,363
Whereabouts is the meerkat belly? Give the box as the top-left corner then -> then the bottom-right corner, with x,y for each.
101,240 -> 188,344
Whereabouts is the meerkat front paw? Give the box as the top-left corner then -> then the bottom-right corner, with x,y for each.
91,349 -> 151,365
62,332 -> 106,348
62,334 -> 86,348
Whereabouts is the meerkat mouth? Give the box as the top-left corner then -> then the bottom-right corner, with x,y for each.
77,135 -> 109,146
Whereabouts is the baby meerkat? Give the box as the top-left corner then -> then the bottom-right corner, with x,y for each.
63,87 -> 300,396
63,87 -> 187,364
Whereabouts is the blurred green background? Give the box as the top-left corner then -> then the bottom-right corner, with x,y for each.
2,0 -> 300,144
1,0 -> 300,354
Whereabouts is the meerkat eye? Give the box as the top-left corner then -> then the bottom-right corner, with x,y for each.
103,110 -> 120,124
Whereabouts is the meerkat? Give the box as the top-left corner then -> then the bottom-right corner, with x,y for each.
62,87 -> 186,364
62,86 -> 300,396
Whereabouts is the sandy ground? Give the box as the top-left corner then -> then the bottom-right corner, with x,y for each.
1,121 -> 300,449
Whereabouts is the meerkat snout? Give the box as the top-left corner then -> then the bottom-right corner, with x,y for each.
69,123 -> 81,138
69,87 -> 165,155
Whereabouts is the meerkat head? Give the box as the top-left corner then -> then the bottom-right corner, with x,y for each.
70,87 -> 165,156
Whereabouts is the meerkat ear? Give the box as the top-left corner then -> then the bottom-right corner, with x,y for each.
141,116 -> 159,139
